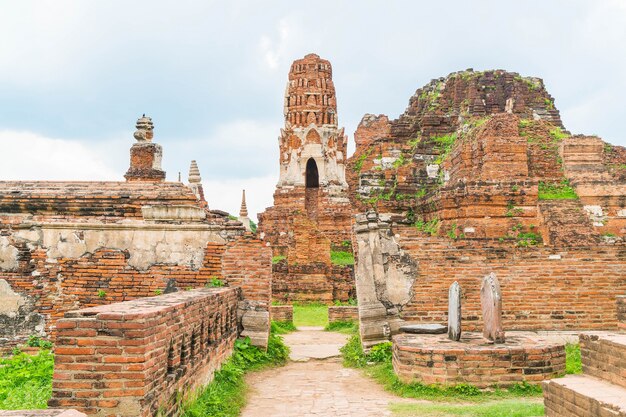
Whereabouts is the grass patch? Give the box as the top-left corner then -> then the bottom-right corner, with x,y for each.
271,255 -> 286,264
0,349 -> 54,409
340,332 -> 543,402
271,321 -> 297,334
538,179 -> 578,200
293,303 -> 328,327
389,400 -> 544,417
325,321 -> 358,334
330,250 -> 355,266
565,343 -> 582,374
182,333 -> 289,417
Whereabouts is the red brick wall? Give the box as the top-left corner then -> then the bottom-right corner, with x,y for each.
270,305 -> 293,322
400,236 -> 626,330
222,234 -> 272,307
49,287 -> 240,417
328,306 -> 358,322
1,242 -> 228,345
272,263 -> 355,303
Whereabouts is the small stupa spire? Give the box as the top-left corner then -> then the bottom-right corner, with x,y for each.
188,160 -> 201,184
238,189 -> 252,232
240,189 -> 248,217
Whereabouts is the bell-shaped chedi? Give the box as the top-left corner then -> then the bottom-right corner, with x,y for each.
125,115 -> 166,182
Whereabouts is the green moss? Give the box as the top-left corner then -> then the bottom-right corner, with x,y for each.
538,179 -> 578,200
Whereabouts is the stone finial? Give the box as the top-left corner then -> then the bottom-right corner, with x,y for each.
133,114 -> 154,143
188,160 -> 201,184
240,189 -> 248,217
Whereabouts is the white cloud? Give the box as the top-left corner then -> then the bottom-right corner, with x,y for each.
0,130 -> 120,180
258,18 -> 296,70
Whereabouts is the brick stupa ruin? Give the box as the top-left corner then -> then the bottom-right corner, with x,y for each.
258,53 -> 355,303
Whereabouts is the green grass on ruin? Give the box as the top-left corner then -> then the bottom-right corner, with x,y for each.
538,179 -> 578,200
330,250 -> 355,266
339,330 -> 545,403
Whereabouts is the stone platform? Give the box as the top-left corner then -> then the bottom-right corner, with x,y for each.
393,332 -> 565,388
543,332 -> 626,416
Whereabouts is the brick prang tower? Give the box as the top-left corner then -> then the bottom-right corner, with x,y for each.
258,53 -> 355,303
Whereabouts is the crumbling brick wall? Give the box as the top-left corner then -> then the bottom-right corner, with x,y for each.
49,287 -> 240,417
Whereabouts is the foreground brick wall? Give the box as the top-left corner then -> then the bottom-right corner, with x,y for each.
1,242 -> 228,347
328,306 -> 358,323
49,288 -> 240,417
618,296 -> 626,331
579,333 -> 626,390
400,234 -> 626,330
393,333 -> 565,388
0,411 -> 86,417
222,235 -> 271,307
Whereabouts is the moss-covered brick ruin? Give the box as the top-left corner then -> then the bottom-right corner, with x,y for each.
1,53 -> 625,417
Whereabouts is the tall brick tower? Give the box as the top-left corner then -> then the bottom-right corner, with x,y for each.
258,53 -> 355,303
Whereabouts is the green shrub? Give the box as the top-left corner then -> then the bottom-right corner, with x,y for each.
26,336 -> 53,350
271,321 -> 297,334
97,289 -> 106,298
538,179 -> 578,200
330,251 -> 354,266
325,321 -> 358,334
565,343 -> 582,374
206,277 -> 224,288
0,350 -> 54,409
414,218 -> 440,236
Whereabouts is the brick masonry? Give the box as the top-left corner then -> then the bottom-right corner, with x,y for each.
399,235 -> 626,331
579,333 -> 626,390
328,306 -> 358,323
48,287 -> 240,417
272,263 -> 355,303
393,332 -> 565,388
270,305 -> 293,322
618,296 -> 626,331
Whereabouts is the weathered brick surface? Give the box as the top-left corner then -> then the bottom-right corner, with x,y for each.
619,296 -> 626,331
272,263 -> 354,303
393,332 -> 565,388
398,234 -> 626,330
270,305 -> 293,322
49,288 -> 240,417
543,375 -> 626,417
579,333 -> 626,390
328,306 -> 358,323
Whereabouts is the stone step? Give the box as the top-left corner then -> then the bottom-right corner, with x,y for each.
580,333 -> 626,389
543,375 -> 626,417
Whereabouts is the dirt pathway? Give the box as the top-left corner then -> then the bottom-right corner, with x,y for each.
241,326 -> 410,417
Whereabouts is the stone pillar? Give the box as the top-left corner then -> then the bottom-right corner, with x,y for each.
354,211 -> 417,349
124,115 -> 166,182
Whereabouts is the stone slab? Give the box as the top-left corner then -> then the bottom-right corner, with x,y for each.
480,272 -> 505,343
400,323 -> 446,334
448,281 -> 461,341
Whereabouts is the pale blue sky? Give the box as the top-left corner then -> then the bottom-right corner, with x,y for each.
1,0 -> 624,218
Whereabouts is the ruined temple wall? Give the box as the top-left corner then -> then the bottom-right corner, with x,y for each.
271,262 -> 354,303
49,288 -> 239,417
399,235 -> 625,330
0,223 -> 272,349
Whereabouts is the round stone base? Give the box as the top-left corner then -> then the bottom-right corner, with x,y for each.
393,332 -> 566,388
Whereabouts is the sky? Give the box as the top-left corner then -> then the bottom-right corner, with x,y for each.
1,0 -> 625,220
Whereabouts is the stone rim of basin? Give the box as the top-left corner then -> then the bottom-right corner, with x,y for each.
399,323 -> 447,334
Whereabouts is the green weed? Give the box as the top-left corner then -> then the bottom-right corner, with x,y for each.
538,179 -> 578,200
330,251 -> 355,266
0,350 -> 54,409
